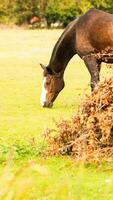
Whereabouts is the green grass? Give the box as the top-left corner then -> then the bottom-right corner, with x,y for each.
0,29 -> 113,199
0,157 -> 113,200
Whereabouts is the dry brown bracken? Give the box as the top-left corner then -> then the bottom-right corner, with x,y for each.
45,76 -> 113,163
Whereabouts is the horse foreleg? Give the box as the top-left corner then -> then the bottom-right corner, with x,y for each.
83,55 -> 101,91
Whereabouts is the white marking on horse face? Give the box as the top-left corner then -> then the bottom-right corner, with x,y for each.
40,77 -> 48,107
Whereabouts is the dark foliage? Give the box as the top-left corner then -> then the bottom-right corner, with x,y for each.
0,0 -> 113,27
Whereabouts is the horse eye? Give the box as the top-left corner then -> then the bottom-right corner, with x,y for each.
46,80 -> 50,85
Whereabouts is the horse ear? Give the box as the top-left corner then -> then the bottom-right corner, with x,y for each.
40,63 -> 46,70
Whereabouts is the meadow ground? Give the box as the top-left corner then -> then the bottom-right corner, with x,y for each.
0,29 -> 113,199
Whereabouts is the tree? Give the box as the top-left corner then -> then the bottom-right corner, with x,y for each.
12,0 -> 39,25
75,0 -> 93,15
45,0 -> 61,27
0,0 -> 113,26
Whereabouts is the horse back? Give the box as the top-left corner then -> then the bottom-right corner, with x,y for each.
76,9 -> 113,56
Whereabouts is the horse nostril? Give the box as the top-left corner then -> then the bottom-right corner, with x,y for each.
42,102 -> 53,108
42,102 -> 46,107
48,102 -> 53,108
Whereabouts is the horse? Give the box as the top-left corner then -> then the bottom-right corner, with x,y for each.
40,8 -> 113,108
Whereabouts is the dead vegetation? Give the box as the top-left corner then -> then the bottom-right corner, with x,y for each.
45,76 -> 113,163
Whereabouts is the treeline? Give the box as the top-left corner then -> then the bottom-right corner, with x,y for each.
0,0 -> 113,27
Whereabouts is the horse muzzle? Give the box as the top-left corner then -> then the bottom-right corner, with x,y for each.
42,101 -> 53,108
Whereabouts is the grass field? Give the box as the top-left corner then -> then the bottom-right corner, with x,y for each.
0,29 -> 113,199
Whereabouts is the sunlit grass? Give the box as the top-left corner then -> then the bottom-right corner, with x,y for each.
0,29 -> 111,139
0,29 -> 113,199
0,29 -> 88,139
0,157 -> 113,200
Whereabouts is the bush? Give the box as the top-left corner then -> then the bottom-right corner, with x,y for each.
12,0 -> 39,25
45,0 -> 77,27
46,77 -> 113,163
59,7 -> 76,27
0,137 -> 47,164
0,0 -> 40,25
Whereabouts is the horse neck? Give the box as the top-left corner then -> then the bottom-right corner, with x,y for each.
48,24 -> 76,73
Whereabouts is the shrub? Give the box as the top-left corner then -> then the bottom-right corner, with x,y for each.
46,77 -> 113,163
0,137 -> 47,164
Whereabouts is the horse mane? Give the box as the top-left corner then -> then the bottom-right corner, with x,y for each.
48,18 -> 77,68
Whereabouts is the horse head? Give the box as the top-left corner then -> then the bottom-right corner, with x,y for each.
40,64 -> 65,108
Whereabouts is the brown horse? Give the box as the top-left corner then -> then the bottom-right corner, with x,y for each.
40,9 -> 113,108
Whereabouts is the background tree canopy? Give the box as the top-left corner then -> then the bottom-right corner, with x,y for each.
0,0 -> 113,27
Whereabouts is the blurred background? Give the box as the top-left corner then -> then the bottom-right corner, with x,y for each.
0,0 -> 113,29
